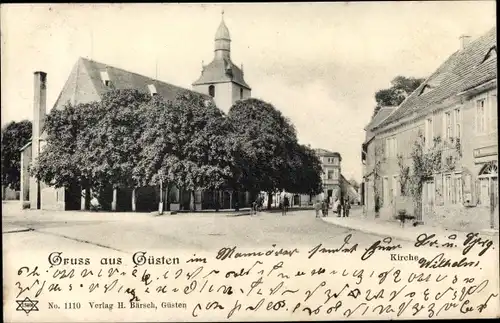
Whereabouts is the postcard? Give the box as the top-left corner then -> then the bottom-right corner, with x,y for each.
2,2 -> 499,321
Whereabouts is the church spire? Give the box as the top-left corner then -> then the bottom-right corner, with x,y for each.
214,10 -> 231,60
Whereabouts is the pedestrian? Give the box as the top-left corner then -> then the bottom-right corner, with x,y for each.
315,200 -> 322,218
346,199 -> 351,217
337,199 -> 342,217
282,195 -> 289,216
342,199 -> 347,217
322,199 -> 329,217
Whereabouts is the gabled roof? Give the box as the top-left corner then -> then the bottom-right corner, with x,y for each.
364,106 -> 396,131
53,57 -> 212,110
192,58 -> 251,90
375,27 -> 496,130
314,148 -> 341,158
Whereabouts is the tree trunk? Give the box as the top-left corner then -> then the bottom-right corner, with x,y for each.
267,191 -> 272,210
235,190 -> 239,211
166,184 -> 171,211
191,190 -> 196,211
215,189 -> 220,212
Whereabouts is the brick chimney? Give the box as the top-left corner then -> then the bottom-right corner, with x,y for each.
33,71 -> 47,142
459,35 -> 472,50
31,71 -> 47,210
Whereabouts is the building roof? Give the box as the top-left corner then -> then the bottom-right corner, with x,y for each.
53,57 -> 211,110
314,148 -> 341,158
215,19 -> 230,40
192,58 -> 251,90
375,27 -> 497,130
364,106 -> 396,131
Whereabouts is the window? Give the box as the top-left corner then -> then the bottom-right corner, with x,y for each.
454,108 -> 461,139
147,84 -> 157,96
491,92 -> 497,132
209,85 -> 215,98
392,175 -> 399,198
333,169 -> 339,179
425,117 -> 433,148
240,88 -> 244,99
327,170 -> 334,180
476,98 -> 486,134
100,71 -> 110,86
444,174 -> 452,204
482,46 -> 497,63
333,157 -> 339,166
478,162 -> 498,206
453,173 -> 462,205
444,111 -> 452,140
383,177 -> 389,205
385,137 -> 397,158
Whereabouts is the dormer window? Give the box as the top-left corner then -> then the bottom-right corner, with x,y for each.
209,85 -> 215,98
100,71 -> 110,87
482,46 -> 497,63
419,84 -> 433,95
148,84 -> 157,96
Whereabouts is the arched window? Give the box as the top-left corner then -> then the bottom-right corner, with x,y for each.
209,85 -> 215,98
477,161 -> 498,206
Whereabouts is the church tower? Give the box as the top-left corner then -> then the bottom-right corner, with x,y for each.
192,11 -> 251,113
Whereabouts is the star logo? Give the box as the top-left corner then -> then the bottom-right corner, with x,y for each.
16,297 -> 39,315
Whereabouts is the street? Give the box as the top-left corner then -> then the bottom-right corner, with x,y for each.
2,202 -> 413,255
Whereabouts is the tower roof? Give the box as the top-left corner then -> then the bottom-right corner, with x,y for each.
215,19 -> 230,41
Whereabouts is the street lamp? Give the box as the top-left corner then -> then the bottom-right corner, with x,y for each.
159,169 -> 165,215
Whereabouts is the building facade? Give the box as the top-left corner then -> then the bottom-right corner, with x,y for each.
19,14 -> 255,212
314,149 -> 342,203
362,28 -> 498,229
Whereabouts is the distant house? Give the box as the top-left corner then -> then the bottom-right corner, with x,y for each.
314,149 -> 342,203
361,106 -> 396,212
363,27 -> 498,229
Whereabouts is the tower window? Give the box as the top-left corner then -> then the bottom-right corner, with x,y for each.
209,85 -> 215,98
240,88 -> 244,99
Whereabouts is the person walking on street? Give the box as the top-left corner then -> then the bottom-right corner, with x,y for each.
345,199 -> 351,217
337,198 -> 342,217
342,199 -> 347,217
315,199 -> 322,218
283,195 -> 290,215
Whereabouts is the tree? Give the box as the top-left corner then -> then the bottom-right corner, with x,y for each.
137,91 -> 237,210
373,76 -> 424,117
78,89 -> 152,191
228,98 -> 300,209
286,143 -> 323,196
30,102 -> 100,192
1,120 -> 32,190
31,89 -> 151,208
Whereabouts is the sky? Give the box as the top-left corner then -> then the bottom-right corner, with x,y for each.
1,2 -> 496,181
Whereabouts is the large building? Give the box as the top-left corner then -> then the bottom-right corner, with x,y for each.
20,14 -> 254,212
362,27 -> 498,229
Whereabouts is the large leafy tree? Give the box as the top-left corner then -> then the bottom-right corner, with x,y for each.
78,89 -> 151,191
136,91 -> 236,210
31,89 -> 151,205
30,102 -> 102,193
1,120 -> 32,190
285,143 -> 323,196
228,98 -> 299,209
373,76 -> 424,117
